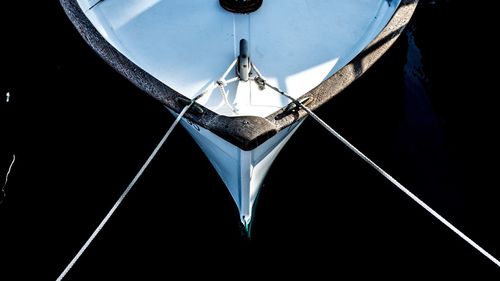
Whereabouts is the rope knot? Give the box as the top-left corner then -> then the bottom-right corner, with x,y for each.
216,80 -> 226,87
254,76 -> 266,90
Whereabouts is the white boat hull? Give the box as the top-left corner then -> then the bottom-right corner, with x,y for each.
170,109 -> 304,225
61,0 -> 419,230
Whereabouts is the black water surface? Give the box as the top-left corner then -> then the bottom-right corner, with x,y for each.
1,1 -> 499,279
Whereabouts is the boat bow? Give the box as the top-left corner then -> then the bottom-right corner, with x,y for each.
60,0 -> 418,227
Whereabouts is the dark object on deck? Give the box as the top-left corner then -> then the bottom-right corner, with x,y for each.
220,0 -> 263,14
238,39 -> 250,81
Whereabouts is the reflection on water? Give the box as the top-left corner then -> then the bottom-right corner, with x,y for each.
399,21 -> 463,211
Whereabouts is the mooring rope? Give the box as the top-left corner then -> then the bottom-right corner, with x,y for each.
261,78 -> 500,268
56,97 -> 200,281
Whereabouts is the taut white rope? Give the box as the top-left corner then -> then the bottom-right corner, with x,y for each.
56,98 -> 199,281
264,79 -> 500,268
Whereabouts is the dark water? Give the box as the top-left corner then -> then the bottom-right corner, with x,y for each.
1,1 -> 499,279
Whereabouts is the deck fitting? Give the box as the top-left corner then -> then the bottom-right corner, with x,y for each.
219,0 -> 263,14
